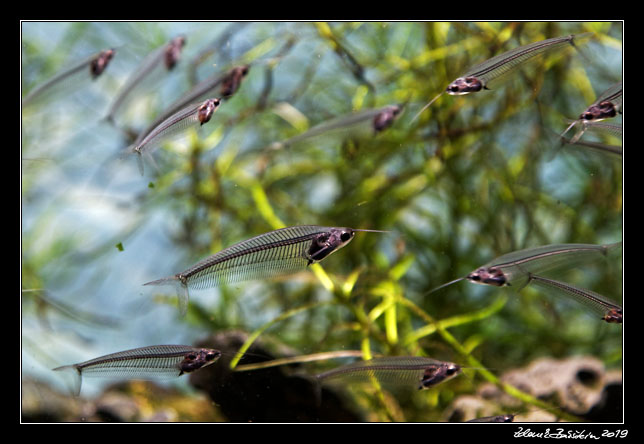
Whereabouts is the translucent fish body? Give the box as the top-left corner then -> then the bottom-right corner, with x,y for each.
447,33 -> 591,95
527,274 -> 622,323
53,345 -> 221,396
316,356 -> 461,390
144,225 -> 382,314
561,82 -> 623,143
131,98 -> 221,175
133,65 -> 244,149
412,33 -> 590,122
22,48 -> 116,107
271,105 -> 402,149
467,242 -> 621,289
106,36 -> 186,123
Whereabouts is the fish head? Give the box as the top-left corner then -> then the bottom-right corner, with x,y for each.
418,362 -> 461,390
90,49 -> 116,79
307,228 -> 356,263
221,65 -> 251,97
198,98 -> 221,125
580,101 -> 618,122
373,105 -> 402,132
446,76 -> 483,95
179,348 -> 222,374
165,35 -> 187,70
602,308 -> 622,324
467,267 -> 508,286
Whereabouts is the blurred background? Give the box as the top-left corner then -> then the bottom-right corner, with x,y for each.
21,21 -> 622,422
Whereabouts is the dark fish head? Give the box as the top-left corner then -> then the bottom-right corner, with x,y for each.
602,308 -> 622,324
496,415 -> 516,422
373,105 -> 402,132
307,228 -> 356,264
198,98 -> 221,125
220,65 -> 251,97
580,101 -> 618,122
90,49 -> 116,79
471,414 -> 516,422
179,348 -> 222,374
418,362 -> 461,390
446,76 -> 483,95
467,267 -> 508,286
164,36 -> 187,70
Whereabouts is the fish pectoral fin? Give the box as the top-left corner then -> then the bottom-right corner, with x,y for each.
176,283 -> 190,317
53,365 -> 83,397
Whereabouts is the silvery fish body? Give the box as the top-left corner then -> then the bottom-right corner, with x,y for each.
316,356 -> 461,390
53,345 -> 221,396
144,225 -> 384,315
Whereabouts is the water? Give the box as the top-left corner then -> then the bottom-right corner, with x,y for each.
21,21 -> 622,420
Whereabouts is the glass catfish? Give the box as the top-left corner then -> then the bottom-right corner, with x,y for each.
144,225 -> 387,315
316,356 -> 461,391
427,242 -> 622,323
105,36 -> 187,124
135,65 -> 249,149
429,242 -> 621,293
412,33 -> 592,122
527,274 -> 622,323
22,48 -> 116,107
53,345 -> 221,396
129,98 -> 221,175
268,105 -> 403,150
559,81 -> 623,144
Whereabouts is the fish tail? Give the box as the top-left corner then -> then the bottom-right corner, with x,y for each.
143,276 -> 190,316
52,364 -> 82,397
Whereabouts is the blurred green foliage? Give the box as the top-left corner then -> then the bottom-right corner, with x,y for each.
21,21 -> 622,422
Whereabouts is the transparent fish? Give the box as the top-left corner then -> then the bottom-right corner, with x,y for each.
269,105 -> 403,150
316,356 -> 461,390
466,414 -> 517,423
105,36 -> 186,124
135,65 -> 247,147
465,405 -> 564,422
52,345 -> 221,396
412,33 -> 592,122
560,82 -> 623,144
527,274 -> 622,324
144,225 -> 387,315
428,242 -> 621,294
22,48 -> 116,107
129,98 -> 221,175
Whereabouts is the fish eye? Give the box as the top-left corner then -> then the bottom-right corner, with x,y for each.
445,366 -> 458,375
470,275 -> 480,281
582,112 -> 594,120
206,351 -> 218,361
340,231 -> 353,242
186,353 -> 197,360
448,85 -> 459,92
